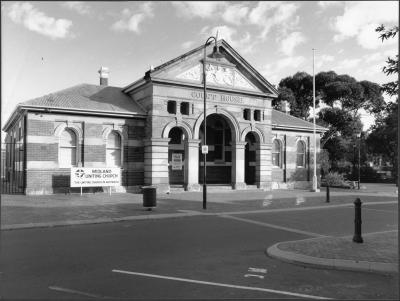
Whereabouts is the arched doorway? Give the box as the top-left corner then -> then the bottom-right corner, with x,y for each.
245,132 -> 257,185
168,127 -> 186,185
199,114 -> 233,184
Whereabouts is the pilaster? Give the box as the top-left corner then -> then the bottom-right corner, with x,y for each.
232,141 -> 247,189
144,138 -> 170,193
184,139 -> 201,191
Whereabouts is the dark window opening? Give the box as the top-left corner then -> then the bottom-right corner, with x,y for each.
254,110 -> 261,121
180,102 -> 190,115
167,101 -> 176,114
243,109 -> 251,120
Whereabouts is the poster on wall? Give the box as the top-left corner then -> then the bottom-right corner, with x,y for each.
171,153 -> 183,170
71,167 -> 121,187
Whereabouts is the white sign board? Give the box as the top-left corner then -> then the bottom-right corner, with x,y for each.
71,168 -> 121,187
202,145 -> 208,154
171,153 -> 183,170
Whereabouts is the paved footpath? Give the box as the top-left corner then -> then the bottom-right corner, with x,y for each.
1,183 -> 398,275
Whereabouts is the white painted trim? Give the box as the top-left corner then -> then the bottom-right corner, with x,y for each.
27,161 -> 58,169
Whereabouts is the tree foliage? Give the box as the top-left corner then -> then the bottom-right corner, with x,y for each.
376,24 -> 399,96
276,71 -> 385,120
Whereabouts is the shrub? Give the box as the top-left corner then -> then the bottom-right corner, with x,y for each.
324,172 -> 347,187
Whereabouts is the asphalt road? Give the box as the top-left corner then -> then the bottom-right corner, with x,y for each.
1,203 -> 398,299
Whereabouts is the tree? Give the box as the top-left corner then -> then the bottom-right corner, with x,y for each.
276,72 -> 314,119
376,25 -> 399,96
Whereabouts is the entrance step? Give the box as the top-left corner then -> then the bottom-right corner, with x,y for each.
169,185 -> 185,193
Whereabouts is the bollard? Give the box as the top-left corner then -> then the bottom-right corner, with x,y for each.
326,185 -> 330,203
352,198 -> 363,243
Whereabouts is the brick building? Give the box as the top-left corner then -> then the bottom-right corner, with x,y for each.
2,40 -> 326,195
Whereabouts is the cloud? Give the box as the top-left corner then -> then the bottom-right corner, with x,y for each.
279,31 -> 306,56
7,2 -> 73,39
222,3 -> 249,25
171,1 -> 225,19
61,2 -> 92,16
201,25 -> 255,54
332,1 -> 398,49
335,58 -> 362,69
276,56 -> 306,70
317,1 -> 344,9
316,54 -> 334,69
248,2 -> 301,39
182,40 -> 196,50
111,2 -> 154,34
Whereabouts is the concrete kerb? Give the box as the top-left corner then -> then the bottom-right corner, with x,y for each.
2,200 -> 397,231
266,241 -> 398,275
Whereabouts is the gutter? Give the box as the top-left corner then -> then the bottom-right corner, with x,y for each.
2,105 -> 147,132
272,124 -> 327,133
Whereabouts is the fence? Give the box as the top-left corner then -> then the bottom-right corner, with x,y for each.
1,142 -> 25,194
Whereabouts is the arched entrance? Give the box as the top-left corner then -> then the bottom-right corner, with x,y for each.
199,114 -> 233,184
168,127 -> 186,185
245,132 -> 257,185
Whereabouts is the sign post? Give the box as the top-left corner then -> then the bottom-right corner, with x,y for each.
71,168 -> 121,195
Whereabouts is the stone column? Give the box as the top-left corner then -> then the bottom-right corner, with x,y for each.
184,139 -> 201,191
256,142 -> 272,190
232,141 -> 247,189
144,138 -> 170,193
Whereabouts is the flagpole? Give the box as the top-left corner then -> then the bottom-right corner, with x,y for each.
312,48 -> 319,192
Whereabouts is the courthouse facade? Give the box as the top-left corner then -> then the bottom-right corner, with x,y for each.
3,40 -> 326,195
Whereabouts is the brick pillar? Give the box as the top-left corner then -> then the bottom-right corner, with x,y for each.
184,139 -> 201,191
256,142 -> 272,190
232,141 -> 247,189
144,138 -> 170,193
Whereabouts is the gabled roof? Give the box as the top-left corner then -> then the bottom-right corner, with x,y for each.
123,39 -> 278,97
271,109 -> 327,133
3,84 -> 146,131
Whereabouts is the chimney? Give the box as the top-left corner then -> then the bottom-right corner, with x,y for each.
98,66 -> 109,86
280,100 -> 291,115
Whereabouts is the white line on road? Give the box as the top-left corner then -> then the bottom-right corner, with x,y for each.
219,215 -> 326,238
48,286 -> 111,299
248,267 -> 267,273
112,269 -> 331,300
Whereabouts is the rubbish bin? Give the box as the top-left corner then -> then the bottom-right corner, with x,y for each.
142,186 -> 157,210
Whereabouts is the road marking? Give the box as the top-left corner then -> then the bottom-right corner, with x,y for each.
219,215 -> 326,238
112,269 -> 331,300
244,274 -> 264,279
296,196 -> 306,205
248,267 -> 267,273
48,286 -> 110,298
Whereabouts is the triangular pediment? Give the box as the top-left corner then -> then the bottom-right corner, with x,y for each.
176,63 -> 260,92
142,40 -> 278,96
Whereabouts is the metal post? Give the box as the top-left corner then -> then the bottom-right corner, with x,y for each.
202,36 -> 218,210
326,185 -> 330,203
203,42 -> 208,210
353,198 -> 363,243
312,48 -> 318,192
358,134 -> 361,190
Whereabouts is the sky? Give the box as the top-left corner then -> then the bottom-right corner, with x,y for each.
1,1 -> 399,135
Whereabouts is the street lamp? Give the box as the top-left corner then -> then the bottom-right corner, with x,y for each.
357,132 -> 361,190
202,35 -> 221,210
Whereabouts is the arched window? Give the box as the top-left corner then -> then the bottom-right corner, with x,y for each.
59,129 -> 77,167
106,131 -> 122,167
272,139 -> 281,167
296,140 -> 306,167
